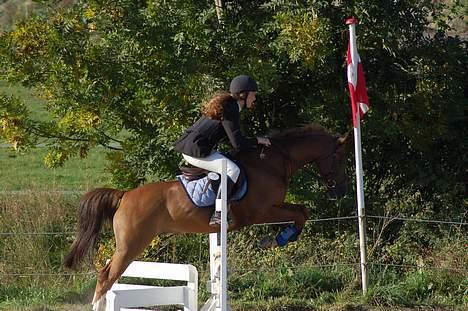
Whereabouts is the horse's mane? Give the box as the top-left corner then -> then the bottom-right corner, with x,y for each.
270,124 -> 329,140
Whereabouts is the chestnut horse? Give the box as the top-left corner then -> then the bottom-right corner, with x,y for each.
64,124 -> 349,308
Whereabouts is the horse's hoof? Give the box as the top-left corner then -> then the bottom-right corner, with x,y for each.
259,236 -> 278,249
92,295 -> 106,311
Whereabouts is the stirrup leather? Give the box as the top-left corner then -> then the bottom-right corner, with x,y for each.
209,209 -> 233,226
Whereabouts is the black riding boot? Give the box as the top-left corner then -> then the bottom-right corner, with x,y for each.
209,178 -> 236,226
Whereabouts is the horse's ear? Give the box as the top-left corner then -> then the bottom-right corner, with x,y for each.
337,129 -> 352,145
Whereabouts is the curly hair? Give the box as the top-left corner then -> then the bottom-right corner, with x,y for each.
202,91 -> 233,120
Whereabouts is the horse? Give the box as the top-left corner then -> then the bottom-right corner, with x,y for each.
63,124 -> 350,309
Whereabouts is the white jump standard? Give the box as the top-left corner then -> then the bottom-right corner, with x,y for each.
201,159 -> 229,311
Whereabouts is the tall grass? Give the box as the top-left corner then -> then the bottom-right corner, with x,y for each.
0,191 -> 94,307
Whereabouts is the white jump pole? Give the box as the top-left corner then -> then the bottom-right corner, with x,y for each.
219,159 -> 228,310
202,159 -> 228,311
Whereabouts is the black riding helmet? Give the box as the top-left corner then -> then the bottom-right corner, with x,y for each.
229,75 -> 258,95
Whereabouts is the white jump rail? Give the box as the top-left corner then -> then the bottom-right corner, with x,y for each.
105,261 -> 198,311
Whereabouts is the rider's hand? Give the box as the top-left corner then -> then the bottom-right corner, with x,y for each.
256,137 -> 271,146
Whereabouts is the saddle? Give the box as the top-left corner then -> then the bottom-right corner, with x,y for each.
179,165 -> 246,195
179,166 -> 209,181
177,164 -> 247,208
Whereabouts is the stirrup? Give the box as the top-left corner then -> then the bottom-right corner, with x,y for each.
209,209 -> 233,226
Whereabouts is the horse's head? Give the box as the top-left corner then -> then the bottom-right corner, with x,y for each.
315,131 -> 350,200
265,125 -> 350,201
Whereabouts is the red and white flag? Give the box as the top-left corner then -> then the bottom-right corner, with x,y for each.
347,28 -> 369,127
345,17 -> 369,294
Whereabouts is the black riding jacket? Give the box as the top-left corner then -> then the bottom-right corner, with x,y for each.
174,98 -> 257,157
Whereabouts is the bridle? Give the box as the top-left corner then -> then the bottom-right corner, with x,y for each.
315,143 -> 346,200
260,139 -> 345,199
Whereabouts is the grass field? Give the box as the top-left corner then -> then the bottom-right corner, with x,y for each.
0,147 -> 111,190
1,80 -> 112,190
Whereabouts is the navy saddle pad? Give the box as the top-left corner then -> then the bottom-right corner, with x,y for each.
177,174 -> 247,208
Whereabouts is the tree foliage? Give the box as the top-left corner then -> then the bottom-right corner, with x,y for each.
0,1 -> 465,232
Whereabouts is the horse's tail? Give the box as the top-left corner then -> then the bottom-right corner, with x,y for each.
64,188 -> 125,270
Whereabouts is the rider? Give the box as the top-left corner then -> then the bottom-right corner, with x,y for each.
174,75 -> 271,226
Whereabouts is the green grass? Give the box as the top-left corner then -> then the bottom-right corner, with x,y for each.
0,147 -> 111,190
1,79 -> 110,190
0,80 -> 117,190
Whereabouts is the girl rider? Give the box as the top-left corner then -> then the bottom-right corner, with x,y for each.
174,75 -> 271,226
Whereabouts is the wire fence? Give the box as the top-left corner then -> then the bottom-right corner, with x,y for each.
1,214 -> 466,236
2,263 -> 467,278
1,214 -> 466,278
367,215 -> 467,226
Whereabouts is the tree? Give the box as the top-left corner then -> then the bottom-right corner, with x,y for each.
0,1 -> 465,230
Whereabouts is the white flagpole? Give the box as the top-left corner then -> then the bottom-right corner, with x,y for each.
354,108 -> 369,295
348,19 -> 369,295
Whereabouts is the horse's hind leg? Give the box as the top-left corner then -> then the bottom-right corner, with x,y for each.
92,220 -> 157,307
92,250 -> 131,306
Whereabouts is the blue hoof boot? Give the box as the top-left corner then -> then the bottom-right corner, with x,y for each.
275,225 -> 300,247
289,228 -> 302,242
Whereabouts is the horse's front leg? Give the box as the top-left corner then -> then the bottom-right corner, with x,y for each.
254,203 -> 308,249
